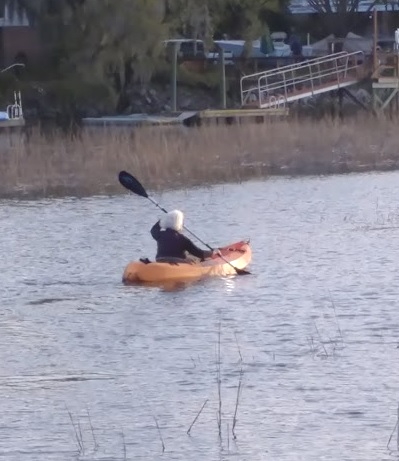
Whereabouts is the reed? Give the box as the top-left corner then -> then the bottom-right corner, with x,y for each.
87,408 -> 98,452
121,429 -> 127,461
387,402 -> 399,452
153,415 -> 165,453
232,368 -> 244,441
187,399 -> 208,435
66,406 -> 84,455
217,322 -> 222,439
328,291 -> 344,348
232,332 -> 244,440
2,114 -> 399,198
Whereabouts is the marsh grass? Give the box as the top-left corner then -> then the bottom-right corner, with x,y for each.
308,295 -> 345,360
2,114 -> 399,198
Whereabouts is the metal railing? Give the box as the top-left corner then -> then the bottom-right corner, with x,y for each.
6,91 -> 23,120
0,65 -> 25,121
240,51 -> 366,109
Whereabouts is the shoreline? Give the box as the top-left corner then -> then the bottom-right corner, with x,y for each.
2,162 -> 399,201
2,115 -> 399,200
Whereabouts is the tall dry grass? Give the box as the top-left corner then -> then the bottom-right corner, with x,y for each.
2,115 -> 399,198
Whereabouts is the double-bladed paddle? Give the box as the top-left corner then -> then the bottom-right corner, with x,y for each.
118,170 -> 250,276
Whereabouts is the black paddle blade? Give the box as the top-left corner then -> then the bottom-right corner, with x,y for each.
118,171 -> 148,198
236,267 -> 251,275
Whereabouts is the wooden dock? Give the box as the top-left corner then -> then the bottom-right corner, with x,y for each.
197,108 -> 289,123
82,107 -> 288,129
371,52 -> 399,114
81,111 -> 198,127
0,118 -> 25,128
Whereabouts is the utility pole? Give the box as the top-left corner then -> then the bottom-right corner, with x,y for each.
219,48 -> 226,109
373,8 -> 378,74
171,42 -> 178,112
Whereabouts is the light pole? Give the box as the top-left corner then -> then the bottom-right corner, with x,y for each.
0,63 -> 26,73
373,8 -> 378,74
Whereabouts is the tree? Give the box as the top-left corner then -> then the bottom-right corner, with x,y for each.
18,0 -> 170,85
212,0 -> 284,40
165,0 -> 216,51
60,0 -> 169,83
165,0 -> 287,54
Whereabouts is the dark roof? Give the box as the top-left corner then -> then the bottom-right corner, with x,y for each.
289,0 -> 399,14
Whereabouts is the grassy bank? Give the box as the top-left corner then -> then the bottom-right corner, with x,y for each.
2,115 -> 399,199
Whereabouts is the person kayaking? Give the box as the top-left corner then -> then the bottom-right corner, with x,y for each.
151,210 -> 220,263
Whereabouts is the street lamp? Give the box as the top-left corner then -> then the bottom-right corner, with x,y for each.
0,63 -> 26,73
373,8 -> 378,73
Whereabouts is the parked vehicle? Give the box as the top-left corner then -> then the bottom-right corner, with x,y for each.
163,39 -> 233,64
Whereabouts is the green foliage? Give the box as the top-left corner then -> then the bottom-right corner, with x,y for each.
0,71 -> 18,92
20,0 -> 170,87
166,0 -> 286,42
0,71 -> 20,108
166,0 -> 215,45
177,65 -> 222,89
211,0 -> 284,40
63,0 -> 169,83
42,79 -> 116,109
22,0 -> 289,79
11,0 -> 289,112
152,59 -> 222,90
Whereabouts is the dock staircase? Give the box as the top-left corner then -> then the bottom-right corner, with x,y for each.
240,51 -> 367,109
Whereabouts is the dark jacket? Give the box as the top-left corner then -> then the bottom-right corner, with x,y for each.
289,35 -> 302,56
151,221 -> 209,260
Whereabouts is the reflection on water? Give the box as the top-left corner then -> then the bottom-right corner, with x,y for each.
223,276 -> 236,294
2,171 -> 399,460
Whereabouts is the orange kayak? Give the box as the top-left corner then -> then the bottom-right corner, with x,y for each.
122,240 -> 251,285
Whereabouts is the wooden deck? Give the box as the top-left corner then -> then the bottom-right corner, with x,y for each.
372,77 -> 399,89
0,118 -> 25,128
198,108 -> 289,119
82,108 -> 288,128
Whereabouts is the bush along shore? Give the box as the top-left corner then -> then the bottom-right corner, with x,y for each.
2,114 -> 399,200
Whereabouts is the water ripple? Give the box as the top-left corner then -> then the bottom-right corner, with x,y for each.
2,172 -> 399,460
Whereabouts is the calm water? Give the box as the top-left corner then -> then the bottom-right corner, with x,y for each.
2,172 -> 399,460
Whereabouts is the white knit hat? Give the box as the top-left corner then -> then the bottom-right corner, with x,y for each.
160,209 -> 184,231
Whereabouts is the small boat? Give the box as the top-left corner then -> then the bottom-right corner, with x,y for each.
122,240 -> 251,285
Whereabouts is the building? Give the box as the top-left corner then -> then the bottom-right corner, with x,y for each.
289,0 -> 399,39
288,0 -> 399,15
0,4 -> 41,68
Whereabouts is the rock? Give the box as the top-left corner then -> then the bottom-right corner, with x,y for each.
180,97 -> 192,109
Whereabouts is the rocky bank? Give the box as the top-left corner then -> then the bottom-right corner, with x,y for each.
17,78 -> 375,128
